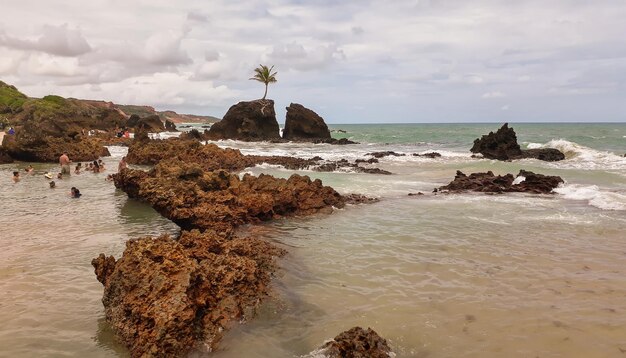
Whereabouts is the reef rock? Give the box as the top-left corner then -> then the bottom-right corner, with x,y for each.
413,152 -> 442,158
113,160 -> 347,233
438,170 -> 563,194
92,230 -> 285,358
315,327 -> 393,358
520,148 -> 565,162
471,123 -> 564,161
367,151 -> 406,158
283,103 -> 331,141
2,134 -> 110,162
206,100 -> 280,141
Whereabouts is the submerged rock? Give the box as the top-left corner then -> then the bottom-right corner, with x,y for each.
413,152 -> 442,158
92,231 -> 285,358
437,170 -> 564,194
470,123 -> 564,162
367,151 -> 406,158
314,327 -> 393,358
283,103 -> 331,141
206,100 -> 280,141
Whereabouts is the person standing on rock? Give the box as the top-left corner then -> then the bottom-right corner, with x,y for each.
59,152 -> 71,176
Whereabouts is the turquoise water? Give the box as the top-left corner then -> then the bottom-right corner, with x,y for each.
1,123 -> 625,357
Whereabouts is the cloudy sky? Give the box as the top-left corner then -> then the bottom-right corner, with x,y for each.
2,0 -> 625,123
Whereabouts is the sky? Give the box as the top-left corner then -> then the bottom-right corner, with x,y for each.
1,0 -> 626,123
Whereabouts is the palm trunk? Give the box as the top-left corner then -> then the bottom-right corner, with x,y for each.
262,84 -> 268,100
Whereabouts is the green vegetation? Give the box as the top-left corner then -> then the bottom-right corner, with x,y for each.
249,64 -> 277,100
0,81 -> 28,114
28,95 -> 73,120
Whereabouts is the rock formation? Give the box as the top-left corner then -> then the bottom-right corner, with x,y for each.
164,119 -> 177,131
470,123 -> 564,161
283,103 -> 331,141
437,170 -> 564,194
0,90 -> 124,162
206,100 -> 280,141
92,230 -> 285,357
125,137 -> 392,174
314,327 -> 393,358
413,152 -> 442,158
127,114 -> 165,132
0,147 -> 13,164
113,161 -> 347,233
367,151 -> 406,158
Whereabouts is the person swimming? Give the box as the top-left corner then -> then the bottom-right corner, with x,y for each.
74,162 -> 82,174
70,187 -> 82,198
12,171 -> 20,183
57,173 -> 63,179
92,160 -> 100,173
44,172 -> 53,179
49,181 -> 56,188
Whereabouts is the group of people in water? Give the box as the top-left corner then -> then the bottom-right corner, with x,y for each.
10,153 -> 130,199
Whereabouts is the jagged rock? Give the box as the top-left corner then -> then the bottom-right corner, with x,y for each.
471,123 -> 564,161
367,151 -> 405,158
438,170 -> 563,194
408,192 -> 424,196
521,148 -> 565,161
413,152 -> 442,158
113,161 -> 348,232
315,327 -> 393,358
165,119 -> 177,131
92,231 -> 285,358
2,134 -> 110,162
283,103 -> 331,141
206,100 -> 280,141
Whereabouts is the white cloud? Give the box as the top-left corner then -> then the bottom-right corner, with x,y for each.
482,91 -> 506,99
0,24 -> 91,57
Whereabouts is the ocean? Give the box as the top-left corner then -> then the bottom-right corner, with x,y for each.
1,123 -> 625,357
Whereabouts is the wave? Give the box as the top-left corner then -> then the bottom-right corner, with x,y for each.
526,139 -> 626,171
555,184 -> 626,211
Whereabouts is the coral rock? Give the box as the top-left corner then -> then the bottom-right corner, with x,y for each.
206,100 -> 280,141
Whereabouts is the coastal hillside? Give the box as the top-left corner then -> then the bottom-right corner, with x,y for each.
0,80 -> 220,126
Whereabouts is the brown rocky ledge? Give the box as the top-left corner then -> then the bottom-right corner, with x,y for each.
92,230 -> 285,357
125,137 -> 391,174
437,170 -> 564,194
315,326 -> 393,358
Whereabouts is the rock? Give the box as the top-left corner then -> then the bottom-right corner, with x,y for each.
408,192 -> 424,196
93,231 -> 285,358
315,327 -> 393,358
355,158 -> 379,164
113,161 -> 348,232
283,103 -> 331,141
438,170 -> 563,194
471,123 -> 564,162
413,152 -> 441,158
470,123 -> 523,160
0,147 -> 14,163
129,114 -> 165,132
367,151 -> 405,158
165,119 -> 177,132
331,129 -> 347,133
316,137 -> 359,145
2,134 -> 110,162
206,100 -> 280,141
521,148 -> 565,162
0,91 -> 124,162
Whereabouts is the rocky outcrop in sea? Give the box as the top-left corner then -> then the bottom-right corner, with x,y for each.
206,100 -> 281,141
471,123 -> 565,161
312,326 -> 393,358
283,103 -> 331,141
437,170 -> 564,194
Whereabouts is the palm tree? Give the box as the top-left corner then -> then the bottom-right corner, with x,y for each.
249,64 -> 277,100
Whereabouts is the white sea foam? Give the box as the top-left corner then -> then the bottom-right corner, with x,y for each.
555,184 -> 626,211
526,139 -> 626,170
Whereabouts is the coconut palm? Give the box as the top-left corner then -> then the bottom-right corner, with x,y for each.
249,64 -> 277,100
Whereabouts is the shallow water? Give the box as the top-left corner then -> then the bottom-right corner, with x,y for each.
1,123 -> 625,357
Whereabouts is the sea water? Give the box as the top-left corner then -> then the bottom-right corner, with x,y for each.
0,123 -> 625,357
